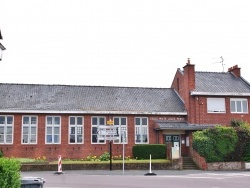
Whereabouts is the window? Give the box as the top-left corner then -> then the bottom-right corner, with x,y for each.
69,116 -> 83,144
207,98 -> 226,113
0,115 -> 13,144
135,117 -> 148,144
22,116 -> 37,144
230,98 -> 248,113
46,116 -> 61,144
91,116 -> 105,144
113,117 -> 127,144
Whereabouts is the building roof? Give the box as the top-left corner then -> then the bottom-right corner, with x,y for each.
191,72 -> 250,96
0,83 -> 187,115
155,121 -> 215,130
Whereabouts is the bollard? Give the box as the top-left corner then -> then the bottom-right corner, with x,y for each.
54,155 -> 64,174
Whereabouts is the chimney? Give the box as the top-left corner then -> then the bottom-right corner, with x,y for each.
228,65 -> 241,77
183,58 -> 195,90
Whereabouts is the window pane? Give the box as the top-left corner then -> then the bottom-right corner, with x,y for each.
30,135 -> 36,143
121,118 -> 126,125
231,101 -> 236,112
92,127 -> 97,134
70,117 -> 75,125
23,127 -> 29,134
0,116 -> 5,124
47,117 -> 52,125
46,135 -> 52,143
47,127 -> 52,134
54,117 -> 60,125
236,101 -> 242,112
54,127 -> 60,134
70,135 -> 75,143
70,127 -> 75,134
6,127 -> 12,134
135,118 -> 140,125
0,135 -> 4,143
92,117 -> 97,125
23,117 -> 29,124
0,127 -> 4,134
77,135 -> 82,143
31,117 -> 37,124
7,116 -> 13,124
142,118 -> 147,125
77,127 -> 82,134
99,117 -> 105,125
243,100 -> 248,112
54,135 -> 59,143
114,118 -> 119,125
31,127 -> 36,134
92,135 -> 97,143
77,117 -> 82,125
22,135 -> 28,143
6,135 -> 12,143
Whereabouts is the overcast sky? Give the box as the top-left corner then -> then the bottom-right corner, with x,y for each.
1,0 -> 250,88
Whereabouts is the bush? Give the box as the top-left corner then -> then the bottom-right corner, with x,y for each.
0,150 -> 3,158
192,126 -> 238,162
0,158 -> 21,188
133,144 -> 166,159
99,152 -> 110,161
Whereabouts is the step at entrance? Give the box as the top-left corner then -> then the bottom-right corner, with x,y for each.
182,157 -> 199,170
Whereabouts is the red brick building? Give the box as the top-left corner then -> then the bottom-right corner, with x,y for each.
1,60 -> 250,160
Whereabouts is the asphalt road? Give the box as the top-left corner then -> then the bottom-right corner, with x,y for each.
21,170 -> 250,188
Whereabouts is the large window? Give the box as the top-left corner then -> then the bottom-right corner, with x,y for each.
22,116 -> 37,144
135,117 -> 148,144
230,98 -> 248,113
46,116 -> 61,144
91,116 -> 105,144
113,117 -> 127,144
69,116 -> 83,144
0,115 -> 13,144
207,98 -> 226,113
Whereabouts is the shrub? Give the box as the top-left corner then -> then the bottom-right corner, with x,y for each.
133,144 -> 166,159
0,158 -> 21,188
99,152 -> 110,161
0,150 -> 3,158
192,126 -> 238,162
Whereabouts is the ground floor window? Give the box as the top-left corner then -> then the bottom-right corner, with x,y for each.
113,117 -> 127,144
0,115 -> 13,144
91,116 -> 106,144
69,116 -> 83,144
46,116 -> 61,144
135,117 -> 148,144
22,116 -> 37,144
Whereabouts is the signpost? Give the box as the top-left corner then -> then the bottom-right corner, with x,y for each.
97,120 -> 118,171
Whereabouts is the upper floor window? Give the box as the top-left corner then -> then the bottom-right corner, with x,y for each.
22,116 -> 37,144
135,117 -> 148,144
46,116 -> 61,144
0,115 -> 13,144
113,117 -> 127,144
230,98 -> 248,113
91,116 -> 105,144
69,116 -> 83,144
207,98 -> 226,113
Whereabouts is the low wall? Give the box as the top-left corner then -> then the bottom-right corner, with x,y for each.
190,147 -> 207,170
21,160 -> 181,172
207,162 -> 245,170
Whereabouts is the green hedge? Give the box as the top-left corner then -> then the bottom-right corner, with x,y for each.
192,126 -> 238,162
0,158 -> 21,188
133,144 -> 166,159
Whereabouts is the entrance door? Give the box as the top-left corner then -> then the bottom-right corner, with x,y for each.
165,135 -> 180,159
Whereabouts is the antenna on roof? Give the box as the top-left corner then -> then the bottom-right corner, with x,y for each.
212,56 -> 225,72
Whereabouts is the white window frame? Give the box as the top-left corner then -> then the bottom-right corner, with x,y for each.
135,117 -> 149,144
113,117 -> 127,144
0,115 -> 14,144
45,116 -> 61,144
230,98 -> 248,113
207,98 -> 226,113
69,116 -> 83,144
22,116 -> 37,144
91,116 -> 106,144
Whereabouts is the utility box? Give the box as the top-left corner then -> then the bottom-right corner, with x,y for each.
21,177 -> 45,188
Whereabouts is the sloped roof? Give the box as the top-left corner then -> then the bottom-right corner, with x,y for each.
0,83 -> 187,114
155,121 -> 215,130
191,72 -> 250,96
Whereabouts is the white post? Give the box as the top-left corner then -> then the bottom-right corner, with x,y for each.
149,154 -> 152,173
